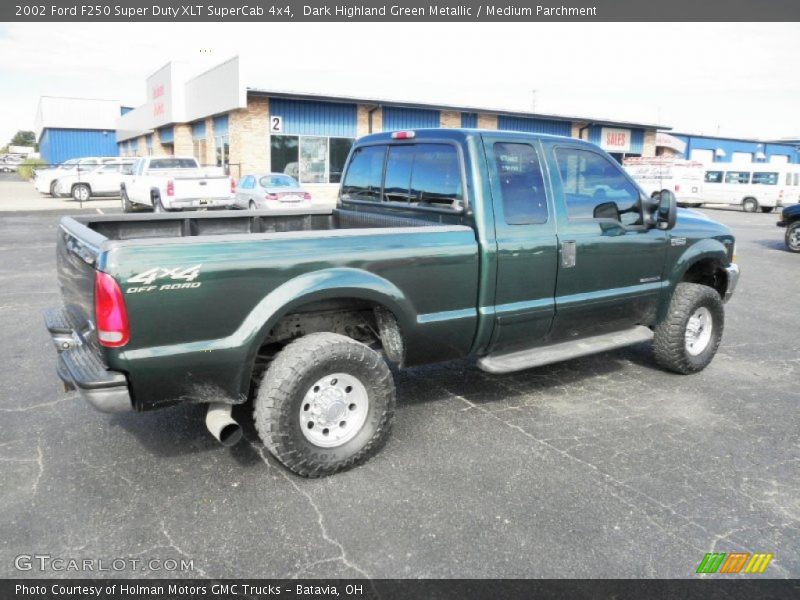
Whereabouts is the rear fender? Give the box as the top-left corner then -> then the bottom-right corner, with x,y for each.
238,268 -> 415,393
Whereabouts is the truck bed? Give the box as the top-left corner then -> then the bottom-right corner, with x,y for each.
81,206 -> 466,242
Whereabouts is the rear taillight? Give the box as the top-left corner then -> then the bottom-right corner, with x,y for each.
231,177 -> 236,194
95,272 -> 129,348
166,180 -> 174,197
302,192 -> 312,200
265,193 -> 279,201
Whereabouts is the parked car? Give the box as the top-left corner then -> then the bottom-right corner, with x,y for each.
34,157 -> 120,196
120,156 -> 236,212
45,128 -> 739,477
53,160 -> 135,201
234,173 -> 312,209
1,156 -> 23,172
777,203 -> 800,252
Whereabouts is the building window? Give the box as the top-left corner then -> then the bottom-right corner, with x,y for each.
145,135 -> 153,156
271,135 -> 354,184
193,139 -> 207,164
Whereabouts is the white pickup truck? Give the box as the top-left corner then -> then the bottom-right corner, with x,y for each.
121,156 -> 236,213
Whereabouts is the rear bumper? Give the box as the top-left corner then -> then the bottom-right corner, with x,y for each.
724,263 -> 740,303
167,197 -> 236,210
44,307 -> 132,413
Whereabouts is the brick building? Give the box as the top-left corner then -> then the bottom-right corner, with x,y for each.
114,56 -> 665,200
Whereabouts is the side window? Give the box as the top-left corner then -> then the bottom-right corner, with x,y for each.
409,144 -> 463,208
752,172 -> 778,185
341,145 -> 385,202
725,171 -> 750,184
705,171 -> 723,183
492,142 -> 548,224
555,147 -> 641,225
382,145 -> 415,203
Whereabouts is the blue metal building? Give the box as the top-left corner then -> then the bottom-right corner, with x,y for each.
670,133 -> 800,164
34,97 -> 123,164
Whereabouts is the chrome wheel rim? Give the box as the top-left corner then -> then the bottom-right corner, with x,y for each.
299,373 -> 369,448
789,226 -> 800,250
76,186 -> 89,201
685,307 -> 713,356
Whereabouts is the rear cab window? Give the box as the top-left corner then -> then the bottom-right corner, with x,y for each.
341,141 -> 465,211
491,142 -> 548,224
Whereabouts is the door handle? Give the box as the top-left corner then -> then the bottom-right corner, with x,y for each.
561,241 -> 576,268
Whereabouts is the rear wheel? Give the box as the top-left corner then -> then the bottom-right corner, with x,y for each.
49,181 -> 58,198
249,200 -> 256,210
153,195 -> 166,213
742,197 -> 759,213
653,283 -> 724,374
72,184 -> 91,202
760,206 -> 774,213
786,222 -> 800,253
121,188 -> 134,213
254,332 -> 395,478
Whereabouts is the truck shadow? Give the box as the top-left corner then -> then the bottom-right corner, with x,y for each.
109,341 -> 659,466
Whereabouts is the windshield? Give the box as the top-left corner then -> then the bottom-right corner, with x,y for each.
260,174 -> 298,188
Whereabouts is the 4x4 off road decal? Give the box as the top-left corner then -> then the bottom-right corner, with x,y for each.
125,265 -> 202,293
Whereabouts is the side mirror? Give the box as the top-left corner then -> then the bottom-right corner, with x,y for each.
656,189 -> 677,230
593,201 -> 621,222
645,190 -> 677,230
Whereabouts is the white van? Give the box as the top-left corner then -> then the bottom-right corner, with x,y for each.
701,163 -> 796,213
623,158 -> 704,206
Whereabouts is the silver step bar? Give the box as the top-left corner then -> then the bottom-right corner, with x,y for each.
477,326 -> 654,374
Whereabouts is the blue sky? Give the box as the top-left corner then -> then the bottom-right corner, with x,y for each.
1,22 -> 798,146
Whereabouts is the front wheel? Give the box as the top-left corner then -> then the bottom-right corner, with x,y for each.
786,222 -> 800,253
742,198 -> 759,213
254,332 -> 395,477
653,283 -> 724,374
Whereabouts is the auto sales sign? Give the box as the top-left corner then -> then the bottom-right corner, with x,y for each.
601,127 -> 631,152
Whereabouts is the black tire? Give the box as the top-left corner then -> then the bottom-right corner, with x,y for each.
249,200 -> 256,210
742,197 -> 759,213
49,181 -> 57,198
254,332 -> 395,478
786,222 -> 800,253
653,283 -> 724,374
760,206 -> 774,213
121,187 -> 134,213
71,183 -> 91,203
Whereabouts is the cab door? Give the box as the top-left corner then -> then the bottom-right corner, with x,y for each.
544,143 -> 668,339
483,136 -> 559,353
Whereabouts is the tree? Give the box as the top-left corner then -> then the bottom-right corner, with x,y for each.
9,130 -> 36,150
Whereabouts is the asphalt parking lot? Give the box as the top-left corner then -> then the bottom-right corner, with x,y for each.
0,203 -> 797,580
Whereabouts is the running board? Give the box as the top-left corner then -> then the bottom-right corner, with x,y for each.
477,326 -> 654,374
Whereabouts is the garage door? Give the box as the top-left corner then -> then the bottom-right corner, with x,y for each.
690,149 -> 714,163
731,151 -> 753,163
770,155 -> 789,164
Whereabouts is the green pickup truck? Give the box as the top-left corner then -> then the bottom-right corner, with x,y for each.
46,128 -> 739,477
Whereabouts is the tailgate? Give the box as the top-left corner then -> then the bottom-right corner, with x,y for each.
56,217 -> 105,345
174,176 -> 231,199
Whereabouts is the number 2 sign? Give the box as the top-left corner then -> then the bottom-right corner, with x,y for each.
270,116 -> 283,133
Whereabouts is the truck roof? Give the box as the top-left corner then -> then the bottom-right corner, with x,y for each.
355,127 -> 594,147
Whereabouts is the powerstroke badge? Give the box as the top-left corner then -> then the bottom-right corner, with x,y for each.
125,265 -> 202,293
